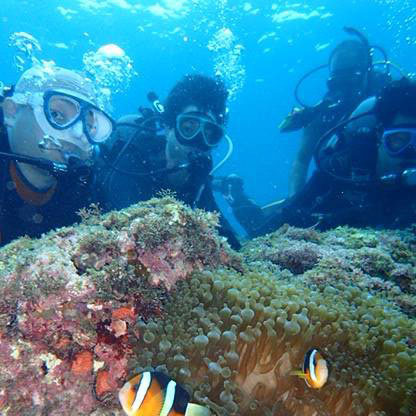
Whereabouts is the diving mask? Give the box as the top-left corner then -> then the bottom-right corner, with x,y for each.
17,89 -> 114,152
41,89 -> 114,144
326,69 -> 366,93
382,125 -> 416,157
176,112 -> 224,150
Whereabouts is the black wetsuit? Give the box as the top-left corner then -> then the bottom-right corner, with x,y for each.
95,119 -> 241,250
0,110 -> 94,246
255,169 -> 416,235
311,70 -> 392,132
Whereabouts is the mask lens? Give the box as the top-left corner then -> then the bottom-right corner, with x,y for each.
203,121 -> 223,146
46,94 -> 80,128
327,70 -> 363,92
384,130 -> 412,154
178,116 -> 201,139
84,108 -> 113,143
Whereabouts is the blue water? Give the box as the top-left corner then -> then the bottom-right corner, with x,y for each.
2,0 -> 416,234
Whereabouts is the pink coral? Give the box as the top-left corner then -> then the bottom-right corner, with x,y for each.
138,240 -> 196,290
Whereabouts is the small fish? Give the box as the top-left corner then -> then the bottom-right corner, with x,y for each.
291,348 -> 328,389
119,371 -> 211,416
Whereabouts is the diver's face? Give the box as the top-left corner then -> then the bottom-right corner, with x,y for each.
7,102 -> 92,163
8,105 -> 57,160
328,50 -> 367,98
377,114 -> 416,177
327,68 -> 367,98
167,105 -> 216,161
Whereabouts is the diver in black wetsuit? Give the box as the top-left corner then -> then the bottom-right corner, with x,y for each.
280,27 -> 392,196
255,77 -> 416,234
0,65 -> 114,246
96,74 -> 241,249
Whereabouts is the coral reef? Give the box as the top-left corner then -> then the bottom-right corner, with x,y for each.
0,205 -> 415,416
0,197 -> 239,416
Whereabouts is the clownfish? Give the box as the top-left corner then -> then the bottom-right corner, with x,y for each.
291,348 -> 329,389
119,371 -> 211,416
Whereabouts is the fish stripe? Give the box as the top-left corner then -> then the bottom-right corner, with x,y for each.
309,349 -> 318,383
136,375 -> 165,416
185,403 -> 211,416
119,374 -> 142,415
160,380 -> 177,416
131,371 -> 152,413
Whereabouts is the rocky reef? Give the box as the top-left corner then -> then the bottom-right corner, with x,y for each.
0,198 -> 415,416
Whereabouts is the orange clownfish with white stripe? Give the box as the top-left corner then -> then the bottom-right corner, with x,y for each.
291,348 -> 329,389
119,371 -> 211,416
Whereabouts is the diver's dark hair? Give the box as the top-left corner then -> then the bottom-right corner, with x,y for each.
375,77 -> 416,126
164,74 -> 228,127
329,40 -> 370,73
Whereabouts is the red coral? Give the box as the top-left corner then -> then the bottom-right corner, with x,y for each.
71,350 -> 94,377
94,369 -> 113,400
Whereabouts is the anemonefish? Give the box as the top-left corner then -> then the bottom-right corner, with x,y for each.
119,371 -> 211,416
291,348 -> 329,389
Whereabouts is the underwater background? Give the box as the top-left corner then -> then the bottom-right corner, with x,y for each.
1,3 -> 416,414
1,0 -> 416,233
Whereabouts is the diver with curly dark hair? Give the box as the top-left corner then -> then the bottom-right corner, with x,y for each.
96,74 -> 241,249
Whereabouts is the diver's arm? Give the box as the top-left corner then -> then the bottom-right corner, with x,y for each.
258,170 -> 332,234
231,199 -> 265,239
198,184 -> 241,250
212,174 -> 266,239
288,124 -> 320,196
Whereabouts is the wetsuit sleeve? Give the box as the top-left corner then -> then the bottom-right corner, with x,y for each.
257,170 -> 331,235
230,195 -> 266,239
198,184 -> 241,250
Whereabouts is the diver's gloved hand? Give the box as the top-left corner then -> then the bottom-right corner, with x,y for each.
212,174 -> 245,205
279,100 -> 332,133
279,107 -> 309,132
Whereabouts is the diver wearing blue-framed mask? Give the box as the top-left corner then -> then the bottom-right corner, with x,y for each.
0,64 -> 114,246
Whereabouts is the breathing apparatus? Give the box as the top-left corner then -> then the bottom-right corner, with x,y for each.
313,80 -> 416,188
1,90 -> 109,186
105,91 -> 233,179
279,27 -> 402,133
1,66 -> 113,187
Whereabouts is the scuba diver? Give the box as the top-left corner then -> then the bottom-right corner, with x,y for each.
95,74 -> 241,250
0,65 -> 114,246
256,77 -> 416,234
280,27 -> 393,196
